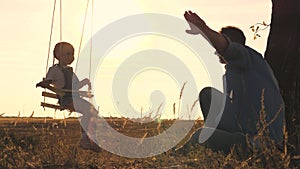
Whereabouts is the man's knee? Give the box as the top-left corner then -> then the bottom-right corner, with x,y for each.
199,87 -> 213,119
199,87 -> 212,100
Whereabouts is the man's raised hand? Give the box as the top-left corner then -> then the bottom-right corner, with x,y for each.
184,11 -> 206,35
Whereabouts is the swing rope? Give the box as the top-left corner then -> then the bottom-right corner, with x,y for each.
41,0 -> 94,111
54,0 -> 63,66
75,0 -> 91,73
88,0 -> 94,110
89,0 -> 94,81
74,0 -> 94,104
44,0 -> 57,107
60,0 -> 63,42
46,0 -> 93,79
46,0 -> 57,76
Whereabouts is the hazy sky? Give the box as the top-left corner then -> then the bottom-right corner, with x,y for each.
0,0 -> 272,119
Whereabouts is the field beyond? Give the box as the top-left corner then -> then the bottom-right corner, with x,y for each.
0,117 -> 296,168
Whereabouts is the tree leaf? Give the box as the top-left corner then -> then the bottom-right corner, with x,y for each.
263,21 -> 267,26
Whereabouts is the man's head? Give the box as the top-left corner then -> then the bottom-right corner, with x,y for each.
220,26 -> 246,45
53,42 -> 75,65
216,26 -> 246,64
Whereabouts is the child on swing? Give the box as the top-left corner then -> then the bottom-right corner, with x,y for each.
36,42 -> 101,152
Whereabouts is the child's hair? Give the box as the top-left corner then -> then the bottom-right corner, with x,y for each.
53,42 -> 74,59
220,26 -> 246,45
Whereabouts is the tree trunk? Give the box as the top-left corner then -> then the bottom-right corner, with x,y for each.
265,0 -> 300,154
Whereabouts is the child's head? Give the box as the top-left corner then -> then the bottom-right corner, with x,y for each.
53,42 -> 75,65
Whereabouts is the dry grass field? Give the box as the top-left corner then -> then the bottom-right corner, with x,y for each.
0,116 -> 297,168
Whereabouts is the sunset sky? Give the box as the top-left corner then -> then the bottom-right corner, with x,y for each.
0,0 -> 272,119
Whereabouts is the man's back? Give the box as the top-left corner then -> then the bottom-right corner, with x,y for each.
224,42 -> 285,144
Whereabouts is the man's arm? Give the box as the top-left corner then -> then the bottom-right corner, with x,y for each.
184,11 -> 228,54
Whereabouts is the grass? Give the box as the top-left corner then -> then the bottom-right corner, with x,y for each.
0,115 -> 298,169
1,86 -> 299,168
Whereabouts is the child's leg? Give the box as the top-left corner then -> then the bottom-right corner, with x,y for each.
80,114 -> 92,138
68,98 -> 98,140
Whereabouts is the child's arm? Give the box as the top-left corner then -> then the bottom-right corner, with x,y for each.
37,78 -> 93,98
36,79 -> 52,88
36,79 -> 66,97
78,78 -> 92,90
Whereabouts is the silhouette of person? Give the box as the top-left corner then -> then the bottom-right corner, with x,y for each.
182,11 -> 285,153
37,42 -> 101,152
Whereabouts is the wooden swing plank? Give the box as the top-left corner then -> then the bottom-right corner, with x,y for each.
41,102 -> 68,111
42,91 -> 93,99
42,91 -> 58,99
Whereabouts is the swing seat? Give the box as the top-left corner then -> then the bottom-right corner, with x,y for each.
41,91 -> 74,111
37,82 -> 93,112
41,102 -> 71,111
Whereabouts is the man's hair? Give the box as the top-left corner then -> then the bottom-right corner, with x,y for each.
220,26 -> 246,45
53,42 -> 74,59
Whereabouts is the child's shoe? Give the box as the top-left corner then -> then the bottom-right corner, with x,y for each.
79,137 -> 102,152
